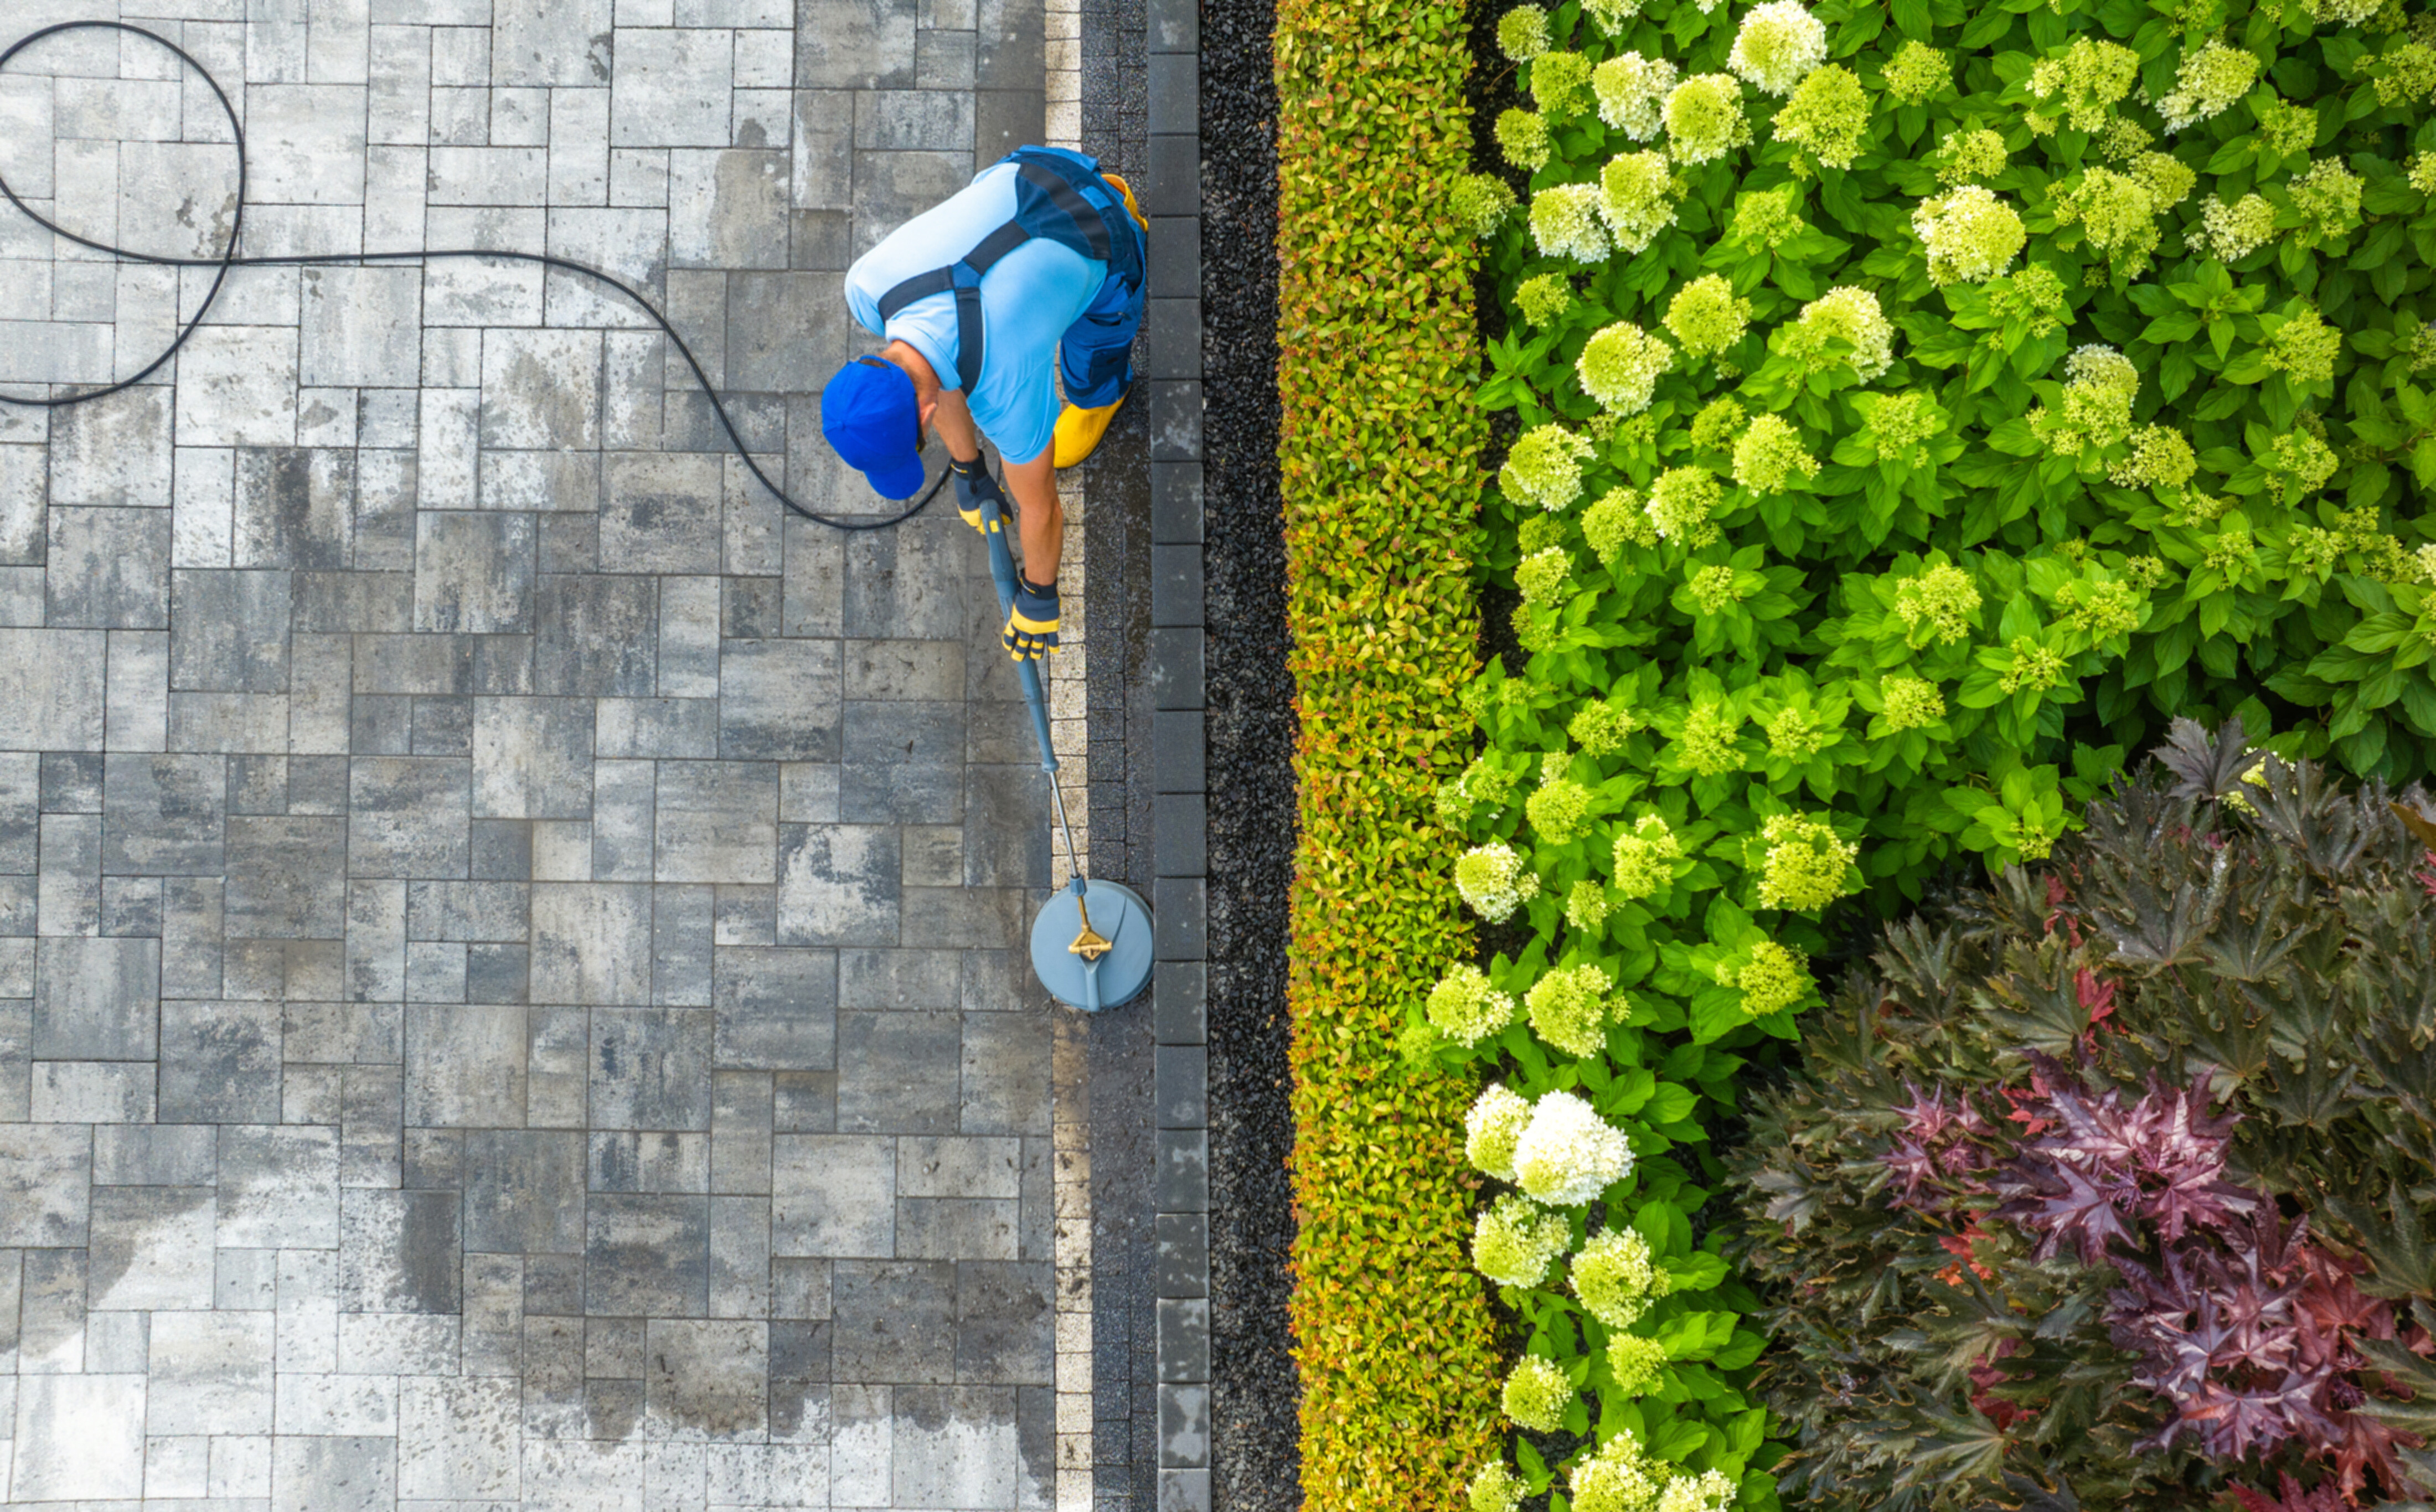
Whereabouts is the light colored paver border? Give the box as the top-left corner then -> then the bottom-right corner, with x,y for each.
1041,58 -> 1096,1512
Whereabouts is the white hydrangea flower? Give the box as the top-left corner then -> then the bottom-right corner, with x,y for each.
1663,74 -> 1753,166
1784,285 -> 1895,381
1472,1193 -> 1571,1287
1727,0 -> 1826,97
1529,182 -> 1612,264
2028,344 -> 2140,456
1598,151 -> 1684,256
1511,1089 -> 1635,1206
1456,841 -> 1540,921
1911,184 -> 2027,285
2198,193 -> 2275,261
2156,39 -> 2259,132
1592,52 -> 1678,139
1655,1469 -> 1741,1512
1469,1461 -> 1527,1512
1571,1431 -> 1663,1512
1427,961 -> 1518,1046
1577,321 -> 1675,415
2067,342 -> 2139,394
1465,1082 -> 1533,1181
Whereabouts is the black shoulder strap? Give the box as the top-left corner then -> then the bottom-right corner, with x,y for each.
873,154 -> 1138,395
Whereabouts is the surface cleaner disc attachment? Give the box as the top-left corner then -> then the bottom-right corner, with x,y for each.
1029,879 -> 1154,1013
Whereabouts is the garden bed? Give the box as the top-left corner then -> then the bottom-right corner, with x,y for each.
1433,0 -> 2436,1506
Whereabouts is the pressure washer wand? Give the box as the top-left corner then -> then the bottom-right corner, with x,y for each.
977,491 -> 1086,900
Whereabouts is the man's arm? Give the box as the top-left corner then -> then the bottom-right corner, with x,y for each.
1002,444 -> 1062,585
932,384 -> 984,463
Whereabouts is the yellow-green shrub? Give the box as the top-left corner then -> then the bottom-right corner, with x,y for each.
1275,0 -> 1501,1496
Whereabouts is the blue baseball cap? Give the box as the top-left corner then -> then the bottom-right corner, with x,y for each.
820,356 -> 927,500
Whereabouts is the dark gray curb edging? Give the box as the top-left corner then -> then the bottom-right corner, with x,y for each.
1143,0 -> 1212,1503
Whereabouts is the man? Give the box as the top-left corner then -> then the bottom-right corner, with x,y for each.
818,147 -> 1148,662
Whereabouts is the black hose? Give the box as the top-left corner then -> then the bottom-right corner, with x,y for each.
0,18 -> 943,532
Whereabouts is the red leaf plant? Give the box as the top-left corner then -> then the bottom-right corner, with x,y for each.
1883,1061 -> 2429,1505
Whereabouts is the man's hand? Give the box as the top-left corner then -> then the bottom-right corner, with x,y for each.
950,454 -> 1007,534
1004,576 -> 1059,662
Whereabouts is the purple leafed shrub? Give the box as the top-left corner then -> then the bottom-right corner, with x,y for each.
1888,1062 -> 2420,1495
1728,724 -> 2436,1511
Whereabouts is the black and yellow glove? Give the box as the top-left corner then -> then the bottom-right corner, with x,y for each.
1004,576 -> 1059,661
952,454 -> 1007,534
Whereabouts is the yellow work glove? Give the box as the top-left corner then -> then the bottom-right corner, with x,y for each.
951,455 -> 1006,534
1004,577 -> 1059,661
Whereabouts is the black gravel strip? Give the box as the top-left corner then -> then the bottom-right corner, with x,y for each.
1199,1 -> 1299,1506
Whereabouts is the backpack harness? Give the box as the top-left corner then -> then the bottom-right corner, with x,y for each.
873,147 -> 1145,394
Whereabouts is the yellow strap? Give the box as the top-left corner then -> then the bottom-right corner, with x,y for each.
1101,172 -> 1150,232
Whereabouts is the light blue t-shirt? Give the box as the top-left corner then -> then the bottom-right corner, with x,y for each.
844,162 -> 1106,466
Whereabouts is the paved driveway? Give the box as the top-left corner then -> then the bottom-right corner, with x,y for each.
0,0 -> 1063,1504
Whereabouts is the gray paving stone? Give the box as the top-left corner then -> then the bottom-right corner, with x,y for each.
33,935 -> 161,1061
643,1318 -> 768,1440
339,1186 -> 462,1313
416,510 -> 539,634
216,1123 -> 340,1250
835,1009 -> 959,1134
405,1003 -> 530,1126
535,573 -> 659,696
775,822 -> 898,946
721,639 -> 843,765
225,816 -> 348,938
713,943 -> 837,1069
657,884 -> 719,1008
93,1123 -> 216,1188
832,1259 -> 954,1383
839,946 -> 961,1009
903,822 -> 964,885
0,1124 -> 91,1247
670,148 -> 792,268
531,882 -> 653,1005
601,451 -> 724,573
472,697 -> 595,818
45,507 -> 172,628
234,447 -> 355,570
463,1130 -> 587,1255
586,1193 -> 711,1314
158,999 -> 283,1123
613,27 -> 737,148
797,0 -> 918,87
349,756 -> 474,877
589,1006 -> 715,1130
960,1009 -> 1050,1137
169,569 -> 292,693
0,627 -> 107,750
12,1372 -> 146,1496
48,384 -> 173,509
726,272 -> 849,392
481,328 -> 605,453
398,1375 -> 523,1500
300,266 -> 425,389
771,1132 -> 894,1257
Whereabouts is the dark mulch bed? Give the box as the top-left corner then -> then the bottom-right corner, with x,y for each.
1200,0 -> 1300,1503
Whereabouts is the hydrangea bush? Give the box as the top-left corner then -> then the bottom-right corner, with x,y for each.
1438,0 -> 2436,1504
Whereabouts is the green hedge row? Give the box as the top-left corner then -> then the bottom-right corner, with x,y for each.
1274,0 -> 1503,1499
1429,0 -> 2435,1505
